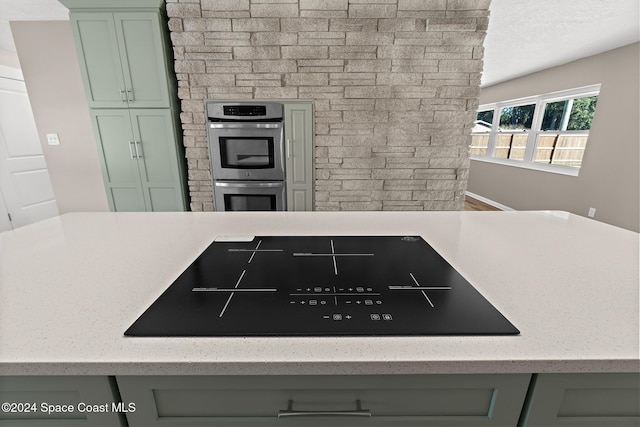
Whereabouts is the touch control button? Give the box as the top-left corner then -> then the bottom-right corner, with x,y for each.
333,314 -> 342,321
382,314 -> 393,321
370,314 -> 381,320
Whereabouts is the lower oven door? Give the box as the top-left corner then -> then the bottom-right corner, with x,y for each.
214,181 -> 286,211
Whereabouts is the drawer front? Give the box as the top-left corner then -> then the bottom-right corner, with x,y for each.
117,374 -> 531,426
520,373 -> 640,427
0,376 -> 126,427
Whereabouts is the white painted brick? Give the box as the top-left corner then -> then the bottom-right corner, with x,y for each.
183,18 -> 231,31
378,45 -> 425,59
345,59 -> 391,72
300,0 -> 348,10
250,4 -> 299,17
301,10 -> 348,18
348,4 -> 397,18
201,0 -> 248,11
344,85 -> 391,98
378,18 -> 425,32
252,60 -> 297,72
253,87 -> 298,98
398,0 -> 446,10
345,32 -> 394,45
281,18 -> 329,31
232,18 -> 280,31
329,46 -> 377,59
171,32 -> 204,46
250,32 -> 298,45
233,46 -> 280,59
439,59 -> 483,72
447,0 -> 491,10
285,73 -> 329,86
282,46 -> 328,59
329,18 -> 377,31
376,72 -> 422,85
166,3 -> 201,17
372,190 -> 413,201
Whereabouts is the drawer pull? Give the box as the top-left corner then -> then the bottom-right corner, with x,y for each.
277,399 -> 371,418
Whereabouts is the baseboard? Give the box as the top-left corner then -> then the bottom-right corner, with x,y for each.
465,191 -> 514,211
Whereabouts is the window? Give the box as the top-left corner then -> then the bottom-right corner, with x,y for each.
470,85 -> 600,175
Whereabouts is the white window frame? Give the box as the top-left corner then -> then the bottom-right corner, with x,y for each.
471,84 -> 601,177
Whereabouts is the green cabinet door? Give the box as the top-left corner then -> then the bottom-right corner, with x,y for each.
91,109 -> 186,212
70,11 -> 171,109
284,102 -> 314,211
113,12 -> 171,108
71,12 -> 127,108
130,110 -> 186,212
91,109 -> 146,212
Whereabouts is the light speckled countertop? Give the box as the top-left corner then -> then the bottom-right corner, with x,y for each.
1,211 -> 638,375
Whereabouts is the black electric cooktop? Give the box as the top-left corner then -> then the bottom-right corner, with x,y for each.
125,236 -> 519,337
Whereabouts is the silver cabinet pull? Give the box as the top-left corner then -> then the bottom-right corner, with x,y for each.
286,138 -> 291,159
128,141 -> 136,159
120,89 -> 127,103
133,141 -> 142,159
277,399 -> 371,418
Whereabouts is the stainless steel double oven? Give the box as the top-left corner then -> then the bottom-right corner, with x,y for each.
207,102 -> 286,211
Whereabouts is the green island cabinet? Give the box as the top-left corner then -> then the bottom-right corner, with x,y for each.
284,102 -> 315,211
61,0 -> 187,212
1,373 -> 638,426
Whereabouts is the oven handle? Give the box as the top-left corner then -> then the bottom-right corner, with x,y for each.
215,181 -> 284,188
209,122 -> 282,129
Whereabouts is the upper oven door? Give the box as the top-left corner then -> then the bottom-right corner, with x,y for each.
208,122 -> 285,181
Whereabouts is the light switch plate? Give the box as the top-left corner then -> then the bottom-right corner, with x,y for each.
46,133 -> 60,145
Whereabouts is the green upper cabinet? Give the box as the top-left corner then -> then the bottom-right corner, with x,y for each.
69,11 -> 172,109
284,102 -> 315,211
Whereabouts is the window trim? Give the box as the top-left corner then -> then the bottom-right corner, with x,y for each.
471,84 -> 601,177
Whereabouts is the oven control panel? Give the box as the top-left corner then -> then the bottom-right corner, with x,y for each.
223,105 -> 267,116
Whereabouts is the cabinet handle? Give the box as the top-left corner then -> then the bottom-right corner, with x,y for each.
126,89 -> 134,102
286,138 -> 291,159
120,89 -> 127,104
128,141 -> 136,159
277,399 -> 371,418
134,141 -> 142,159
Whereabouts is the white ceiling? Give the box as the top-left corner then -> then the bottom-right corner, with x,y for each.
0,0 -> 638,87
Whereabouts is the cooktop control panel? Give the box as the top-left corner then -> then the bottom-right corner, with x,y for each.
125,236 -> 519,337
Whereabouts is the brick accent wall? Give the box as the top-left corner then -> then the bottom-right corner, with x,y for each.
166,0 -> 490,212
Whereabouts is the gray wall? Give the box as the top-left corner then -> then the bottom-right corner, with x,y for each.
11,20 -> 108,213
468,42 -> 639,232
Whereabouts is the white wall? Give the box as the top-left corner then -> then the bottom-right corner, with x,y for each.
468,43 -> 640,232
11,20 -> 108,213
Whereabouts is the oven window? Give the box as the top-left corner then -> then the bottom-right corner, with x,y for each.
219,137 -> 275,169
224,194 -> 276,211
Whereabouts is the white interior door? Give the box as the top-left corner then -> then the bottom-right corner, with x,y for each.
0,187 -> 10,232
0,65 -> 58,230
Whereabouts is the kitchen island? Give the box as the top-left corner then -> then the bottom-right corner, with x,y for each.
1,211 -> 638,426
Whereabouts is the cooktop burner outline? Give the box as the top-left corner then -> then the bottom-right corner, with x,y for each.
227,239 -> 284,264
293,238 -> 375,275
